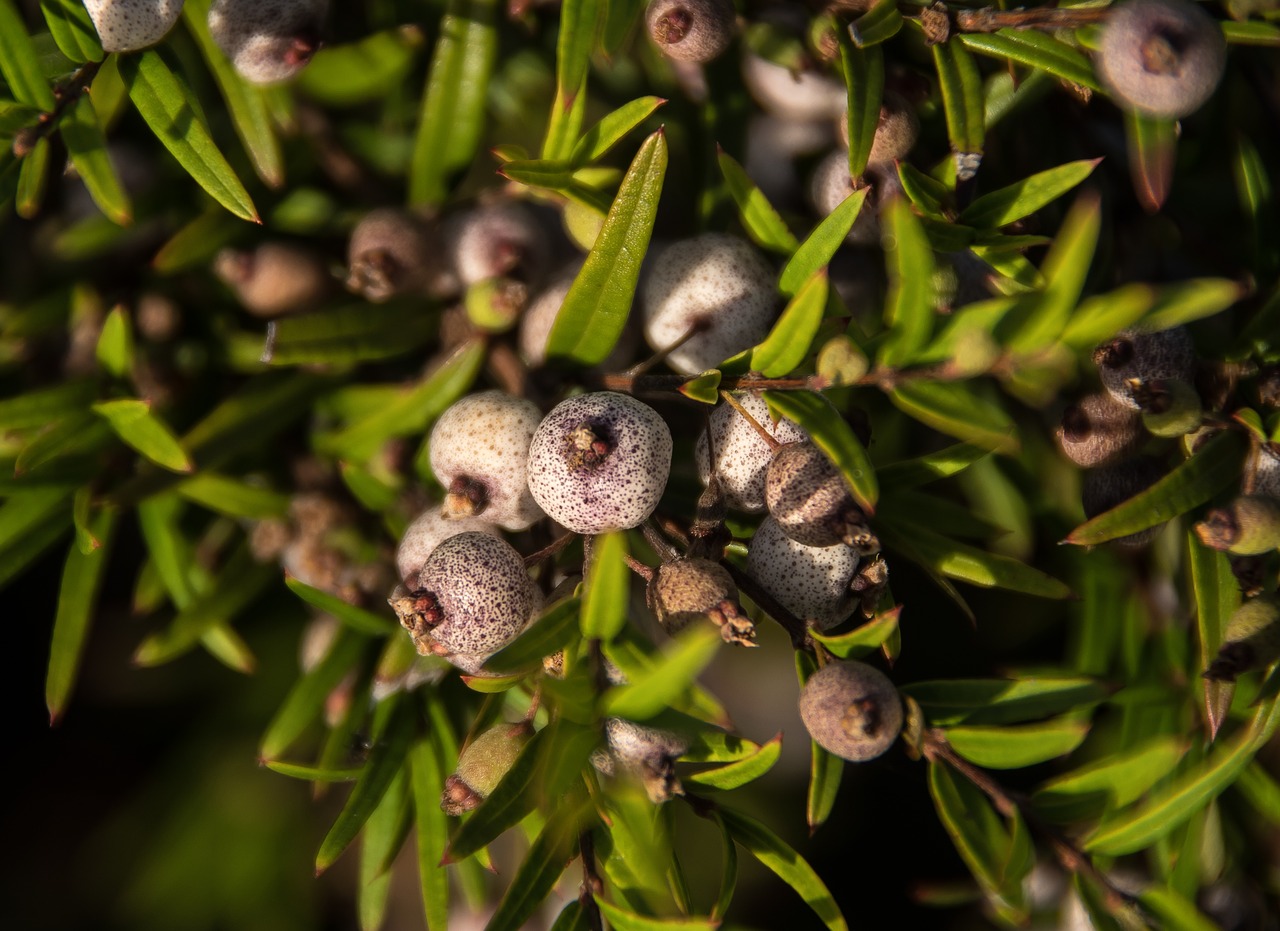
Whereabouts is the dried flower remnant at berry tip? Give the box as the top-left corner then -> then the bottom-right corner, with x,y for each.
799,660 -> 903,762
646,0 -> 734,63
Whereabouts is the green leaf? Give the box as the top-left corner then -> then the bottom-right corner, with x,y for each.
683,734 -> 782,791
849,0 -> 903,48
45,508 -> 117,723
544,0 -> 602,160
0,380 -> 96,430
594,899 -> 717,931
717,147 -> 799,256
839,38 -> 884,178
678,370 -> 722,404
1137,887 -> 1219,931
961,159 -> 1101,229
778,189 -> 868,297
444,729 -> 546,862
889,381 -> 1019,454
1065,431 -> 1246,546
263,761 -> 363,782
409,0 -> 497,205
16,135 -> 50,219
297,26 -> 421,107
812,606 -> 901,659
1063,279 -> 1245,349
878,197 -> 936,367
317,698 -> 417,873
897,162 -> 951,217
958,30 -> 1099,91
647,710 -> 761,764
1031,736 -> 1189,823
762,390 -> 877,513
882,520 -> 1071,599
0,0 -> 56,110
603,625 -> 721,720
175,472 -> 290,520
752,270 -> 827,376
92,398 -> 193,473
1237,762 -> 1280,827
487,809 -> 582,931
487,596 -> 581,673
119,51 -> 258,222
931,39 -> 984,178
263,303 -> 437,366
260,630 -> 368,760
718,807 -> 847,931
546,129 -> 667,365
359,770 -> 408,930
877,443 -> 990,488
285,576 -> 398,637
95,305 -> 133,377
409,739 -> 450,931
709,813 -> 738,921
61,92 -> 130,224
41,0 -> 104,63
903,676 -> 1109,726
945,717 -> 1089,769
1188,532 -> 1238,738
928,761 -> 1027,909
183,0 -> 283,188
1124,108 -> 1176,213
1140,278 -> 1247,333
571,96 -> 665,165
581,530 -> 629,641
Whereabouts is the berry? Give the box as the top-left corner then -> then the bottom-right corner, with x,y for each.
1081,455 -> 1167,547
208,0 -> 328,85
595,718 -> 688,803
1252,446 -> 1280,498
1135,378 -> 1203,437
765,440 -> 878,552
395,505 -> 499,584
695,391 -> 808,513
837,93 -> 920,167
809,154 -> 901,246
745,516 -> 860,630
1055,393 -> 1144,468
347,208 -> 454,303
647,557 -> 756,646
1092,326 -> 1196,411
641,233 -> 777,375
742,53 -> 846,122
1203,594 -> 1280,682
441,722 -> 533,815
645,0 -> 734,63
526,392 -> 673,534
445,200 -> 550,288
1194,495 -> 1280,555
1096,0 -> 1227,119
391,531 -> 543,657
214,242 -> 331,318
799,660 -> 902,762
84,0 -> 184,53
429,391 -> 544,531
743,114 -> 833,206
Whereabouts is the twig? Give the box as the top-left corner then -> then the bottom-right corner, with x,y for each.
523,530 -> 577,568
12,60 -> 103,158
578,829 -> 604,931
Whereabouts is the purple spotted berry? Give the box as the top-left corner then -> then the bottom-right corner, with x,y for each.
799,660 -> 902,762
746,516 -> 860,630
764,441 -> 879,552
85,0 -> 184,52
695,392 -> 807,513
645,0 -> 734,63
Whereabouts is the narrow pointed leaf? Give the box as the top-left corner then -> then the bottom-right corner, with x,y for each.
16,136 -> 50,218
264,761 -> 363,782
487,811 -> 582,931
752,270 -> 827,376
931,40 -> 984,178
850,0 -> 903,48
264,303 -> 437,366
595,899 -> 717,930
297,27 -> 421,106
958,30 -> 1099,90
1137,887 -> 1219,931
544,0 -> 602,160
261,630 -> 368,760
0,380 -> 96,431
717,147 -> 799,255
41,0 -> 104,63
889,381 -> 1019,454
358,771 -> 408,929
603,625 -> 721,720
571,96 -> 665,165
0,0 -> 57,109
903,677 -> 1109,726
762,390 -> 877,512
285,576 -> 398,637
1031,736 -> 1189,823
928,761 -> 1018,898
877,443 -> 990,488
92,399 -> 192,473
1187,533 -> 1238,739
410,739 -> 450,931
778,189 -> 867,296
887,520 -> 1070,599
119,51 -> 258,222
1124,108 -> 1176,213
546,129 -> 666,364
62,93 -> 131,224
683,734 -> 782,791
961,159 -> 1101,229
945,717 -> 1089,769
581,530 -> 629,641
487,596 -> 581,672
95,306 -> 133,378
798,651 -> 843,832
812,606 -> 901,658
878,197 -> 936,366
839,37 -> 884,178
175,472 -> 290,520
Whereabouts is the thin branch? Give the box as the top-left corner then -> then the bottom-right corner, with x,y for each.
523,530 -> 578,568
12,59 -> 103,158
578,829 -> 604,931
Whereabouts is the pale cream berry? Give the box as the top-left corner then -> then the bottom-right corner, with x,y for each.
395,505 -> 499,583
745,516 -> 860,630
347,208 -> 455,302
214,242 -> 331,318
85,0 -> 184,53
696,392 -> 807,513
645,0 -> 734,63
446,200 -> 550,288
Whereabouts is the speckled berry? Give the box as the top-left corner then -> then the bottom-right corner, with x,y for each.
648,557 -> 756,646
765,441 -> 879,552
596,718 -> 689,803
641,233 -> 778,375
837,93 -> 920,167
208,0 -> 327,85
519,261 -> 637,370
214,242 -> 331,318
441,722 -> 533,815
347,208 -> 455,302
1056,393 -> 1144,468
85,0 -> 184,52
695,392 -> 807,513
743,114 -> 833,206
446,200 -> 550,288
646,0 -> 734,63
1194,495 -> 1280,555
391,532 -> 542,657
395,505 -> 499,583
526,392 -> 673,534
742,53 -> 847,121
1081,455 -> 1167,547
746,516 -> 860,630
799,660 -> 902,762
1252,447 -> 1280,498
1093,326 -> 1197,411
429,391 -> 544,531
1096,0 -> 1226,119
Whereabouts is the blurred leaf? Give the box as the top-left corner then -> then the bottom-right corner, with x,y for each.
883,519 -> 1070,599
595,899 -> 717,930
285,576 -> 398,637
897,162 -> 950,217
1124,109 -> 1176,214
718,807 -> 847,931
932,39 -> 984,177
1188,533 -> 1238,739
263,303 -> 437,366
960,159 -> 1100,230
1063,278 -> 1245,349
62,93 -> 131,224
1141,278 -> 1247,332
717,147 -> 799,255
0,0 -> 57,109
850,0 -> 903,47
1032,736 -> 1189,823
710,812 -> 738,921
839,37 -> 884,178
1137,886 -> 1221,931
945,717 -> 1089,769
409,0 -> 497,206
648,710 -> 761,764
317,698 -> 417,873
752,270 -> 827,376
152,207 -> 241,274
877,443 -> 990,488
119,50 -> 258,222
778,189 -> 867,297
444,729 -> 545,862
550,901 -> 589,931
959,30 -> 1098,91
298,26 -> 421,107
0,496 -> 70,589
1237,763 -> 1280,827
94,305 -> 133,378
92,398 -> 192,473
889,381 -> 1019,454
547,129 -> 667,365
1066,431 -> 1246,546
878,197 -> 936,366
359,771 -> 409,930
604,625 -> 721,720
903,676 -> 1109,726
762,390 -> 877,513
16,135 -> 50,218
183,0 -> 283,188
41,0 -> 103,63
487,596 -> 581,673
263,761 -> 362,782
0,380 -> 95,430
582,530 -> 629,641
812,606 -> 901,659
683,734 -> 782,791
544,0 -> 602,160
488,809 -> 582,931
45,507 -> 117,723
571,95 -> 665,165
409,738 -> 450,931
260,630 -> 368,760
175,472 -> 290,520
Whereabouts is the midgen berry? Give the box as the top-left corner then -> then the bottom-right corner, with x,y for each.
799,660 -> 902,762
645,0 -> 735,63
85,0 -> 184,53
395,505 -> 498,584
746,516 -> 860,630
647,557 -> 756,646
208,0 -> 328,85
695,391 -> 808,514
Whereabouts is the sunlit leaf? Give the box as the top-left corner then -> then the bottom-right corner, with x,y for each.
581,530 -> 629,641
61,93 -> 130,224
41,0 -> 103,63
889,381 -> 1019,454
878,197 -> 936,366
960,159 -> 1100,230
604,625 -> 721,720
285,576 -> 398,637
717,147 -> 799,255
903,676 -> 1109,726
0,0 -> 57,110
762,390 -> 877,513
1032,736 -> 1188,823
752,270 -> 827,376
778,190 -> 867,297
92,398 -> 193,473
838,36 -> 883,178
945,717 -> 1089,769
572,96 -> 665,165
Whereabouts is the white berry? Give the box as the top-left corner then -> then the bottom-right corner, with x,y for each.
695,392 -> 807,513
745,516 -> 859,630
85,0 -> 184,53
395,505 -> 499,584
208,0 -> 328,85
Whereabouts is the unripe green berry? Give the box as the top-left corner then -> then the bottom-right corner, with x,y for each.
85,0 -> 184,53
696,392 -> 807,513
1194,495 -> 1280,555
441,722 -> 533,815
1136,378 -> 1202,437
1081,456 -> 1167,547
464,277 -> 527,333
764,441 -> 879,553
1092,326 -> 1197,411
746,516 -> 860,630
799,660 -> 902,762
208,0 -> 328,85
1204,595 -> 1280,682
648,557 -> 756,646
1056,393 -> 1145,468
645,0 -> 734,63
